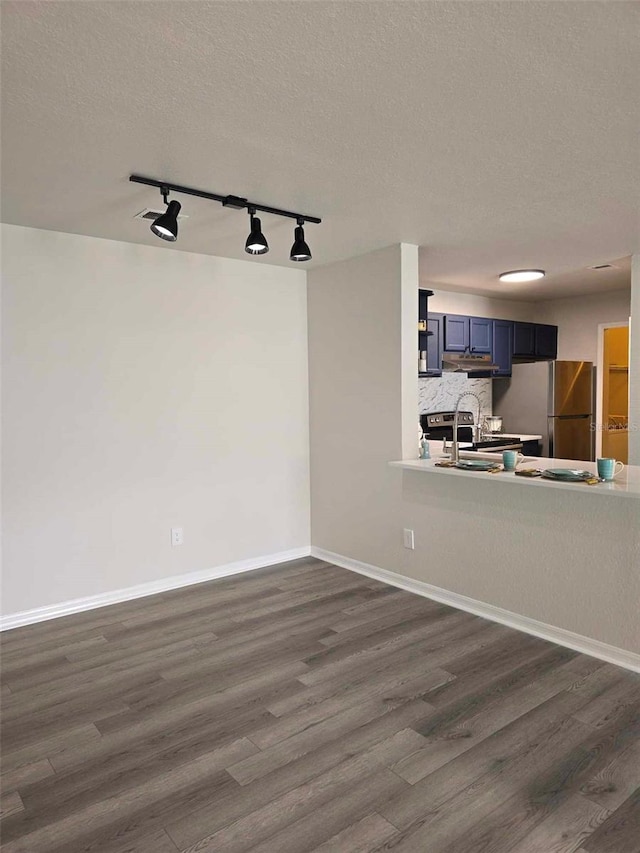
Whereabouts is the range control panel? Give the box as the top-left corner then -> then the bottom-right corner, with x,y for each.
424,411 -> 474,428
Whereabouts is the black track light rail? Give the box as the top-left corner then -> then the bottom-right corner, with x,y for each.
129,175 -> 321,225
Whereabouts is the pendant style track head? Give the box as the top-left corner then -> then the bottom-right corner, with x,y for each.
290,218 -> 312,262
245,208 -> 269,255
150,187 -> 181,242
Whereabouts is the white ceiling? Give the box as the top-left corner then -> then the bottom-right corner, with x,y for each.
1,1 -> 639,299
424,255 -> 632,301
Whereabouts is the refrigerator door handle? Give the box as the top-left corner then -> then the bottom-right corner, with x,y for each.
548,413 -> 592,420
547,414 -> 594,461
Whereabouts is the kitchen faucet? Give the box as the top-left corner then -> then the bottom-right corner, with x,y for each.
449,392 -> 483,463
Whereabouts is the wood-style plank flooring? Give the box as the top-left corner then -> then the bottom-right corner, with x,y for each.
1,557 -> 639,853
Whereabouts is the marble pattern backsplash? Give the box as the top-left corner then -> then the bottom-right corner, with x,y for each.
418,374 -> 492,418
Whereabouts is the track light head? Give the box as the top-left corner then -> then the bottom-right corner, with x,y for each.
245,211 -> 269,255
290,220 -> 312,262
150,198 -> 181,242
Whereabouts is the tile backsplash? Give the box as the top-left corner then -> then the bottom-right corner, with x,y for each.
418,374 -> 492,418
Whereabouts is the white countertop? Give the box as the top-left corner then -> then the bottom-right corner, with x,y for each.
442,435 -> 542,450
498,433 -> 542,441
392,449 -> 640,499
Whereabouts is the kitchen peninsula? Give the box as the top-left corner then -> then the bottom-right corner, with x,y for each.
388,444 -> 640,668
391,450 -> 640,498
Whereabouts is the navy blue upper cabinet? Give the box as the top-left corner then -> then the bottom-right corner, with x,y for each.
419,289 -> 441,375
443,314 -> 470,352
426,313 -> 443,375
469,317 -> 492,353
444,315 -> 492,354
513,322 -> 536,357
535,323 -> 558,359
492,320 -> 513,376
420,296 -> 556,378
513,321 -> 558,360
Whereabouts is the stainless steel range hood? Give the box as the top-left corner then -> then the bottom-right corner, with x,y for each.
442,353 -> 499,373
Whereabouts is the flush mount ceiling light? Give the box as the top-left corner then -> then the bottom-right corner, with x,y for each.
290,219 -> 312,262
130,175 -> 321,262
149,187 -> 181,242
499,269 -> 545,283
244,208 -> 269,255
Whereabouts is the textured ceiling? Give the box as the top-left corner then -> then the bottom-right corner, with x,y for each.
1,1 -> 639,298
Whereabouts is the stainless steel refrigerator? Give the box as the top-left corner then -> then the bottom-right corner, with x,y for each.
548,361 -> 594,461
493,360 -> 594,461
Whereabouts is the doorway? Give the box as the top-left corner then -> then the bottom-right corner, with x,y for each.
596,322 -> 629,463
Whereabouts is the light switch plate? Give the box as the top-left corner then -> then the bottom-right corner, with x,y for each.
403,528 -> 415,550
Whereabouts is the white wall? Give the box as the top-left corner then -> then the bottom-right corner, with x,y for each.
537,289 -> 631,363
309,245 -> 639,656
1,225 -> 310,616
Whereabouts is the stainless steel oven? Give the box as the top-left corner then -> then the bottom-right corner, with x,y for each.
420,411 -> 523,453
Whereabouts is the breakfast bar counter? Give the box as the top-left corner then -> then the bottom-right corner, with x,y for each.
390,452 -> 640,499
388,442 -> 640,664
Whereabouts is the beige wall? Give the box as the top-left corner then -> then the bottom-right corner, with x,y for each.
309,244 -> 639,655
537,288 -> 631,364
629,255 -> 640,465
308,244 -> 417,571
1,225 -> 310,616
428,288 -> 538,322
398,470 -> 639,654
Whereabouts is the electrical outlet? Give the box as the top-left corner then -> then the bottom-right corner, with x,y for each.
403,528 -> 415,550
171,527 -> 184,547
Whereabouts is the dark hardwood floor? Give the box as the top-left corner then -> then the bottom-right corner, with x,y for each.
1,557 -> 639,853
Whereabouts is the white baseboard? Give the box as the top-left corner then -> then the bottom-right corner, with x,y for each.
0,547 -> 312,632
310,547 -> 640,674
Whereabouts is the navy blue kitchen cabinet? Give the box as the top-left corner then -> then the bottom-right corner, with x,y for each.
426,313 -> 443,375
443,314 -> 470,352
521,439 -> 541,457
469,317 -> 492,353
513,321 -> 558,360
444,315 -> 492,354
419,289 -> 441,375
513,322 -> 536,357
420,294 -> 557,378
534,323 -> 558,359
492,320 -> 513,376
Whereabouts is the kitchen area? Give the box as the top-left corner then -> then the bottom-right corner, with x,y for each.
417,272 -> 631,466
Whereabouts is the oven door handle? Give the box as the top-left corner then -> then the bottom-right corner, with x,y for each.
484,442 -> 523,452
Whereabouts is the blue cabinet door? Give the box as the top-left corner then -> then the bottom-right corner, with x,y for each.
534,324 -> 558,359
426,313 -> 443,375
513,322 -> 536,357
444,314 -> 470,352
470,317 -> 492,353
492,320 -> 513,376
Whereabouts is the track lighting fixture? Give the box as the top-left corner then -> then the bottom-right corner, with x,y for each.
150,187 -> 181,242
131,175 -> 320,262
290,219 -> 312,262
245,208 -> 269,255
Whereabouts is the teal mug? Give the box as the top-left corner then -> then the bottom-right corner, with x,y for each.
502,450 -> 524,471
596,458 -> 624,481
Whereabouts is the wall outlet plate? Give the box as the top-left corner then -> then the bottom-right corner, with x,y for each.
403,528 -> 415,550
171,527 -> 184,547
